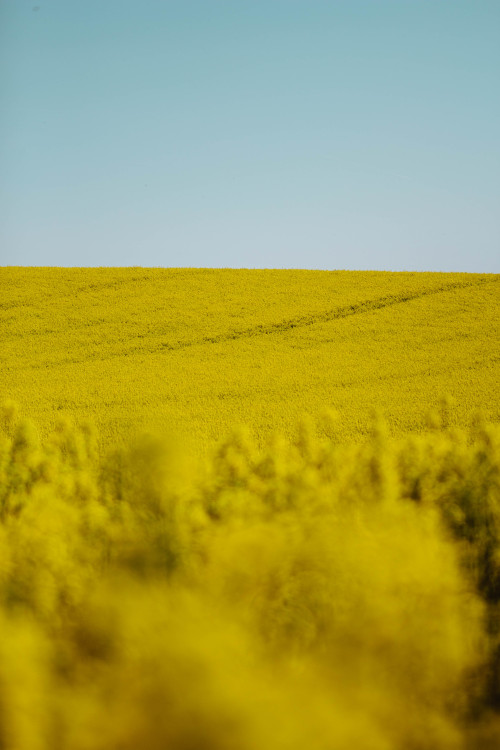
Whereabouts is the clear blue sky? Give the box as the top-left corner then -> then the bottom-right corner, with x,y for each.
1,0 -> 499,271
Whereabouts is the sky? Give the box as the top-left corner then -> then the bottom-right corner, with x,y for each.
1,0 -> 499,271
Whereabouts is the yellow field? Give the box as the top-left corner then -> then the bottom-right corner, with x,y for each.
1,267 -> 500,749
1,268 -> 499,450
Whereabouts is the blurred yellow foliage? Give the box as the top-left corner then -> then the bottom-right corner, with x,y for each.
1,268 -> 499,747
0,406 -> 500,748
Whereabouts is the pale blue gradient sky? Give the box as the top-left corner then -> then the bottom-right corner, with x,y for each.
1,0 -> 499,270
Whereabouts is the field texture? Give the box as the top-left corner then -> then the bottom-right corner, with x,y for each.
1,267 -> 500,749
1,268 -> 499,450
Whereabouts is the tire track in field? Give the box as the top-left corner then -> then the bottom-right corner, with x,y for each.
160,276 -> 497,351
6,276 -> 498,371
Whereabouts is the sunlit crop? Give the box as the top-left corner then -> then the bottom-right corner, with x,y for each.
0,268 -> 499,748
1,268 -> 498,450
0,404 -> 500,748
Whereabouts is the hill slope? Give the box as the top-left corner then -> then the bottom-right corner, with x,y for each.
1,268 -> 498,450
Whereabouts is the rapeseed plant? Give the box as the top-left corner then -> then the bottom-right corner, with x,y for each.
1,268 -> 498,746
0,403 -> 499,748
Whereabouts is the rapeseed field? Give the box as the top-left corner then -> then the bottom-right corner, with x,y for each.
1,268 -> 500,748
1,268 -> 498,450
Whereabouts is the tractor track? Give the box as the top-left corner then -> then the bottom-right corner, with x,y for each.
4,276 -> 498,372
